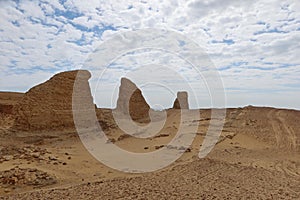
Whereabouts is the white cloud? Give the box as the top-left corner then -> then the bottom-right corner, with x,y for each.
0,0 -> 299,109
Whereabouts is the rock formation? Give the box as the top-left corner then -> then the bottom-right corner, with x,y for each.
115,78 -> 150,122
12,70 -> 93,131
0,104 -> 13,115
0,92 -> 23,115
173,91 -> 189,109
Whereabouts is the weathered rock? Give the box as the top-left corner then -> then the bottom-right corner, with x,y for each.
0,167 -> 57,186
115,78 -> 150,122
0,92 -> 23,115
0,104 -> 13,115
30,152 -> 40,159
0,145 -> 56,164
3,155 -> 13,161
172,91 -> 189,109
12,70 -> 93,131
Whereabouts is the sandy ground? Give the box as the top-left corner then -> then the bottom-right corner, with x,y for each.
0,92 -> 299,199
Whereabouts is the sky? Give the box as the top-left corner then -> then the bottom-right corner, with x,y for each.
0,0 -> 300,109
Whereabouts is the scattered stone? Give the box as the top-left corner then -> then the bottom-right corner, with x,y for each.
225,133 -> 236,139
4,188 -> 10,193
154,133 -> 170,138
48,156 -> 57,161
30,152 -> 40,159
117,134 -> 131,141
0,167 -> 56,187
166,145 -> 191,152
3,155 -> 13,161
155,145 -> 165,150
106,138 -> 116,144
0,145 -> 58,165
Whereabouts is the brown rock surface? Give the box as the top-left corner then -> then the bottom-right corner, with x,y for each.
0,105 -> 13,115
173,91 -> 189,109
115,77 -> 150,122
0,92 -> 23,115
0,167 -> 56,187
0,92 -> 23,106
2,158 -> 300,199
12,70 -> 92,131
0,92 -> 24,129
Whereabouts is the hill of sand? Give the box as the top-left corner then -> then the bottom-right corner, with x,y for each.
0,71 -> 299,199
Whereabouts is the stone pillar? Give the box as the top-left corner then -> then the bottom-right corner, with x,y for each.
173,91 -> 189,109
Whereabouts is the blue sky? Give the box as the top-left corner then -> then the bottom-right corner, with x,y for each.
0,0 -> 300,109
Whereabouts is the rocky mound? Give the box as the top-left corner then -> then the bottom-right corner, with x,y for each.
0,166 -> 56,187
173,91 -> 189,109
115,78 -> 150,122
0,92 -> 24,129
0,92 -> 24,115
12,70 -> 92,131
0,145 -> 66,166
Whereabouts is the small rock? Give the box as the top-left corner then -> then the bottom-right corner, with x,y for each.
11,176 -> 18,184
29,168 -> 37,172
3,155 -> 14,161
48,156 -> 57,161
155,145 -> 164,150
30,152 -> 41,158
178,146 -> 186,151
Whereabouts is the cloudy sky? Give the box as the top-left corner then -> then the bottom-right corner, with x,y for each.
0,0 -> 299,109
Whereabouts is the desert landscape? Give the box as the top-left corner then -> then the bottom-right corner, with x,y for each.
0,70 -> 299,199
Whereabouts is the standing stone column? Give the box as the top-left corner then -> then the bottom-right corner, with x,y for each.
115,78 -> 150,122
172,91 -> 189,109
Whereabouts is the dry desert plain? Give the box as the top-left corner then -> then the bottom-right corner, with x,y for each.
0,70 -> 299,199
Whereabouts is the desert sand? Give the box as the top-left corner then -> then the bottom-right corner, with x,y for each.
0,70 -> 299,199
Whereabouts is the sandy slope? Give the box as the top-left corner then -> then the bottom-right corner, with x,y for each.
2,158 -> 299,200
0,90 -> 299,199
